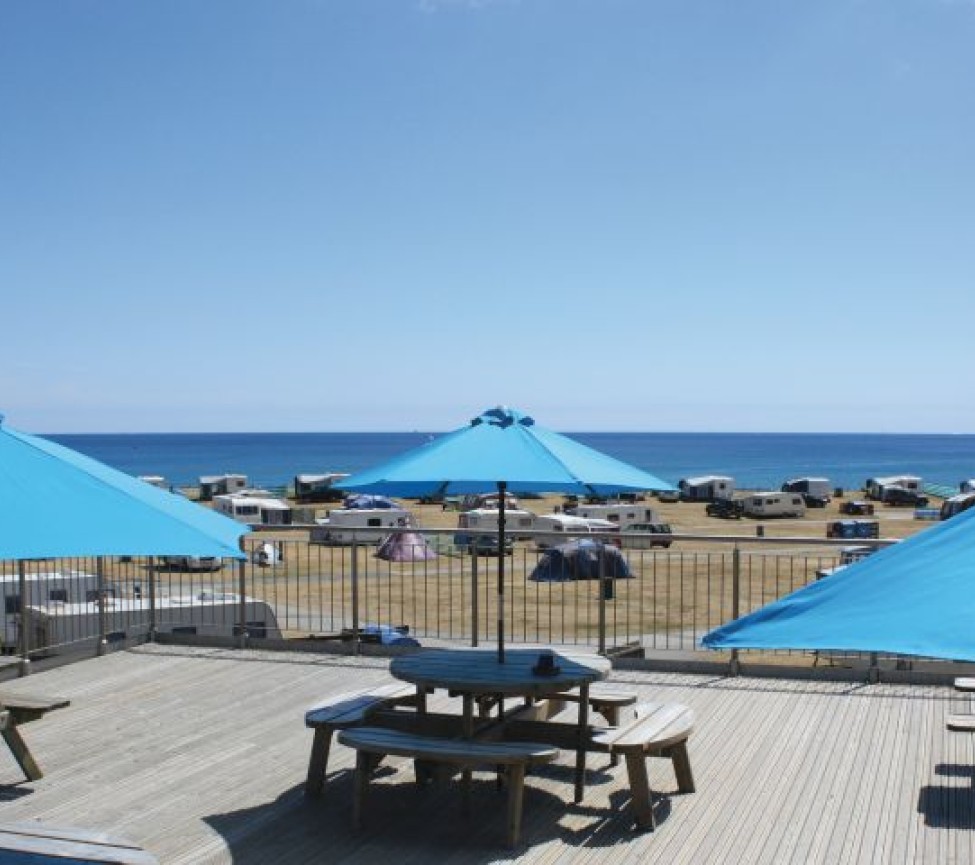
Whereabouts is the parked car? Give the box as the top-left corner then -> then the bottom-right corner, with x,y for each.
840,500 -> 875,516
158,556 -> 223,571
618,523 -> 674,549
882,487 -> 929,508
706,499 -> 744,519
801,494 -> 830,508
656,489 -> 681,503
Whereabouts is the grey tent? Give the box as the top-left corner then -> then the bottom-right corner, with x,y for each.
529,539 -> 632,582
376,532 -> 437,562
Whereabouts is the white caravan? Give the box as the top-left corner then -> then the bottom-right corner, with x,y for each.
865,476 -> 922,501
311,507 -> 417,545
533,514 -> 618,549
565,503 -> 658,528
1,570 -> 100,648
739,492 -> 807,519
213,492 -> 294,527
26,591 -> 282,652
455,507 -> 536,540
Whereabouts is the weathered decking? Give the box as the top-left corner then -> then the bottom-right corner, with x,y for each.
0,645 -> 972,864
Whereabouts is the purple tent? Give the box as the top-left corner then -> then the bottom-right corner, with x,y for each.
376,532 -> 437,562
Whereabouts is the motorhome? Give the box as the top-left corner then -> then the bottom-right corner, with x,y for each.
213,492 -> 294,527
198,474 -> 248,501
532,514 -> 617,549
865,476 -> 922,501
311,507 -> 416,545
293,473 -> 348,503
678,476 -> 736,502
740,492 -> 806,519
564,503 -> 658,528
1,570 -> 100,649
25,591 -> 282,652
780,477 -> 832,507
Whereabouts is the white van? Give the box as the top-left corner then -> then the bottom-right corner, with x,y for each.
740,492 -> 806,519
311,507 -> 416,545
533,514 -> 618,549
565,503 -> 658,528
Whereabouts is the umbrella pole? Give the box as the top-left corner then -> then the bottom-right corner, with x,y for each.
497,481 -> 506,664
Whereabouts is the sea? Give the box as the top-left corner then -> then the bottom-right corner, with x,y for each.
46,432 -> 975,494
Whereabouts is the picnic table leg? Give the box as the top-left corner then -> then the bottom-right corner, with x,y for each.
624,751 -> 655,830
352,751 -> 370,830
461,694 -> 474,814
668,742 -> 696,794
2,724 -> 43,781
305,727 -> 333,795
574,682 -> 590,803
505,764 -> 527,848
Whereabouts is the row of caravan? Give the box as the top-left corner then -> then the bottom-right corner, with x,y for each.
310,502 -> 664,548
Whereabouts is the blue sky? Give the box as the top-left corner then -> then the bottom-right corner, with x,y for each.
3,0 -> 973,434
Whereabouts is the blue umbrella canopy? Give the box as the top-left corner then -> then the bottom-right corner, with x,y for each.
0,416 -> 248,560
702,505 -> 975,662
337,406 -> 675,662
335,407 -> 676,497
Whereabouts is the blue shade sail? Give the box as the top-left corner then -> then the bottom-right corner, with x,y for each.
0,418 -> 248,560
702,504 -> 975,662
335,407 -> 676,497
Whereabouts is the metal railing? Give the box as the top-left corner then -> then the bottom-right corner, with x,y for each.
2,528 -> 908,679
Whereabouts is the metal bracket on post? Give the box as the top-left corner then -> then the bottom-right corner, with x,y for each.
236,558 -> 248,649
729,546 -> 741,677
17,560 -> 30,677
350,540 -> 360,656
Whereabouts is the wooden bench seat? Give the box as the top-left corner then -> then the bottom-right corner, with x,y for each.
304,681 -> 418,795
0,691 -> 70,782
946,714 -> 975,732
588,701 -> 695,829
337,726 -> 558,847
546,683 -> 638,725
0,821 -> 156,864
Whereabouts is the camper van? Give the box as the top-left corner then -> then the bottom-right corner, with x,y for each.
533,514 -> 618,549
26,591 -> 281,652
1,570 -> 101,649
865,476 -> 922,501
781,477 -> 831,507
564,503 -> 659,528
311,507 -> 416,545
678,476 -> 736,502
213,492 -> 294,527
740,493 -> 806,519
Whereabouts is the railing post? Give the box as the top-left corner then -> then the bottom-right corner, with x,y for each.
729,545 -> 741,676
96,556 -> 107,657
17,560 -> 30,677
597,544 -> 608,655
350,540 -> 360,656
470,547 -> 479,647
147,557 -> 157,643
236,557 -> 248,649
868,651 -> 880,683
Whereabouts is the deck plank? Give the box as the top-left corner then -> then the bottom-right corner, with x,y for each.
0,645 -> 968,864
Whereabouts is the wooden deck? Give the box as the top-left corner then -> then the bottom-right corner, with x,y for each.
0,645 -> 973,864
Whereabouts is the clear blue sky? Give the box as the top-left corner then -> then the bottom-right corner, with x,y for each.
3,0 -> 973,434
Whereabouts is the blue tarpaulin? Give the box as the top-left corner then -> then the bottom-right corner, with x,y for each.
0,416 -> 248,560
702,505 -> 975,662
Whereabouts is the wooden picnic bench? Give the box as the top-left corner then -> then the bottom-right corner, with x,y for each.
0,821 -> 156,864
304,681 -> 419,795
337,726 -> 559,847
505,699 -> 695,830
0,692 -> 70,782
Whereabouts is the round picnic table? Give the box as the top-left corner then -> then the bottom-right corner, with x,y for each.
390,647 -> 611,802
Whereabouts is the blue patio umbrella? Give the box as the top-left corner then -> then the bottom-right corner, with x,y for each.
702,505 -> 975,662
0,415 -> 248,561
336,406 -> 676,661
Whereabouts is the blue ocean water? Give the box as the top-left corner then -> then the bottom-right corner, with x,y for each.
46,431 -> 975,493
